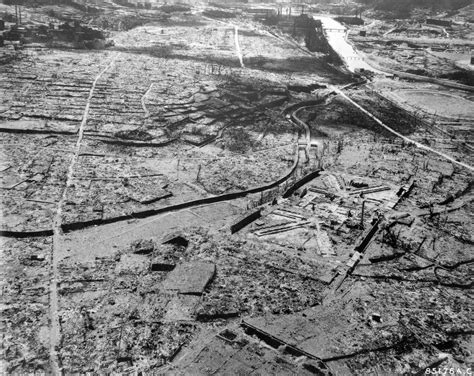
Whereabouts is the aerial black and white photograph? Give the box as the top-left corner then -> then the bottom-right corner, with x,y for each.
0,0 -> 473,374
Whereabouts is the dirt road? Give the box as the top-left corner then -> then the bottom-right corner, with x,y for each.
49,52 -> 120,374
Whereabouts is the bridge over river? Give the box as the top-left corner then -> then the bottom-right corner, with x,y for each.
312,15 -> 384,74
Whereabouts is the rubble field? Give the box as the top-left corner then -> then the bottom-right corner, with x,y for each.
348,15 -> 474,86
1,2 -> 473,375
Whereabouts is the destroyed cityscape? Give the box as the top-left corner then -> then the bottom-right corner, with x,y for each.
0,0 -> 473,374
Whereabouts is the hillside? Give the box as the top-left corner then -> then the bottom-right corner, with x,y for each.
356,0 -> 472,14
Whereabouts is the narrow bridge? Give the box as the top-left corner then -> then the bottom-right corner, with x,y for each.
324,28 -> 346,33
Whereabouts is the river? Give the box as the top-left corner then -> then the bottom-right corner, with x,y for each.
312,15 -> 384,74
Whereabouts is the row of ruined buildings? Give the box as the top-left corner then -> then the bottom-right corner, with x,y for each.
108,0 -> 322,8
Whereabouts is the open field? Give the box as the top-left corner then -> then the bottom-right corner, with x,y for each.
390,89 -> 474,119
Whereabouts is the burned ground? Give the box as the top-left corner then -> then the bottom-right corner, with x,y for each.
0,2 -> 473,375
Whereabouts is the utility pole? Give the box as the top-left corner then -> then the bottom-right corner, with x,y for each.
415,237 -> 426,254
360,199 -> 366,229
15,6 -> 18,27
196,164 -> 201,182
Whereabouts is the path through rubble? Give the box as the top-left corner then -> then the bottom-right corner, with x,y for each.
234,26 -> 245,68
49,52 -> 120,374
141,82 -> 153,119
